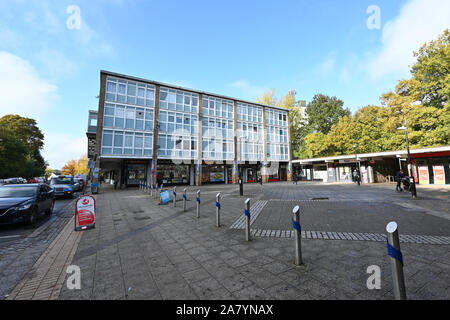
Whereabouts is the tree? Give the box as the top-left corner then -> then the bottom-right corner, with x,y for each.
61,160 -> 77,176
61,155 -> 90,176
0,115 -> 47,179
75,154 -> 90,175
409,29 -> 450,109
306,94 -> 350,135
257,89 -> 278,106
303,29 -> 450,157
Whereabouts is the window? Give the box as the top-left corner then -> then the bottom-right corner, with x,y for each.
103,131 -> 113,146
114,132 -> 123,147
118,83 -> 126,95
107,82 -> 116,93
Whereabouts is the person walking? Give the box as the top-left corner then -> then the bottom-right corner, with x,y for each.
354,169 -> 361,186
396,170 -> 404,192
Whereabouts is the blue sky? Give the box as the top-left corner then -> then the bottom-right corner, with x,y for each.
0,0 -> 449,168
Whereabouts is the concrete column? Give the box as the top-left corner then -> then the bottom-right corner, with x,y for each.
286,109 -> 293,182
232,100 -> 239,185
262,106 -> 269,183
152,85 -> 161,188
196,94 -> 203,186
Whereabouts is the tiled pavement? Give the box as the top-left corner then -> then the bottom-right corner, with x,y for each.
5,182 -> 450,300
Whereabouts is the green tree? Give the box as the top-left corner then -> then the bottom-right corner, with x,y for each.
306,94 -> 350,135
303,29 -> 450,158
0,115 -> 47,178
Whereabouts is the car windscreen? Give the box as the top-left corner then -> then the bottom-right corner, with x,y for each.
50,178 -> 74,185
0,187 -> 37,198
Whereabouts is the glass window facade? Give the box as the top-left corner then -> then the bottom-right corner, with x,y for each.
158,87 -> 199,159
100,74 -> 291,165
237,102 -> 264,161
265,109 -> 289,161
101,77 -> 155,157
202,96 -> 234,161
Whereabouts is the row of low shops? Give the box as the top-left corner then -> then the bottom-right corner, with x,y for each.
292,146 -> 450,185
100,158 -> 291,187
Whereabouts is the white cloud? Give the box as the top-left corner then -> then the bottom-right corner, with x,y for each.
42,133 -> 87,169
367,0 -> 450,79
319,55 -> 336,75
229,80 -> 267,100
37,49 -> 80,80
0,51 -> 57,119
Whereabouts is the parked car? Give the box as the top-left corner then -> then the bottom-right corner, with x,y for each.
4,178 -> 23,185
49,175 -> 75,198
0,184 -> 55,226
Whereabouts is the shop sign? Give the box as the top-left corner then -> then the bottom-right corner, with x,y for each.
210,171 -> 225,182
160,190 -> 171,204
418,166 -> 429,185
75,195 -> 96,231
433,165 -> 445,185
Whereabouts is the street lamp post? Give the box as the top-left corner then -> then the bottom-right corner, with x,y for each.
397,124 -> 417,199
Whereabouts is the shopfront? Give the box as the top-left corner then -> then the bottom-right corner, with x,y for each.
126,161 -> 148,187
156,163 -> 190,185
413,155 -> 450,185
201,164 -> 228,184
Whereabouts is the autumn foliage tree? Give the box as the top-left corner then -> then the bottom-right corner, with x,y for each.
61,154 -> 90,176
303,29 -> 450,158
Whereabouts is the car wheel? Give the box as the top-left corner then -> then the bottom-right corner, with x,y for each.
28,207 -> 39,225
46,200 -> 55,215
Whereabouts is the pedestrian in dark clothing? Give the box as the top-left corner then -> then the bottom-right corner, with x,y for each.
396,170 -> 404,192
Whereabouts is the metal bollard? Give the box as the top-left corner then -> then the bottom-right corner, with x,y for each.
154,184 -> 158,199
183,188 -> 187,212
216,193 -> 221,227
245,198 -> 251,241
196,190 -> 200,218
173,186 -> 177,207
292,205 -> 303,265
386,221 -> 407,300
139,181 -> 142,190
150,184 -> 153,197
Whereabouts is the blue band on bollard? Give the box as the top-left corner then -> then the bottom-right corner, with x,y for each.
196,197 -> 200,204
173,192 -> 176,197
244,209 -> 250,218
387,241 -> 403,265
183,194 -> 186,200
216,202 -> 221,209
292,219 -> 301,232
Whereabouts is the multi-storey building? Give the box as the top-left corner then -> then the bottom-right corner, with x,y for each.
88,71 -> 292,187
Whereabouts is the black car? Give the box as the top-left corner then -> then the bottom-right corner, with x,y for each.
0,184 -> 55,226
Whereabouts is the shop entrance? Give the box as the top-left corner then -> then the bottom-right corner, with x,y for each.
127,164 -> 146,187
